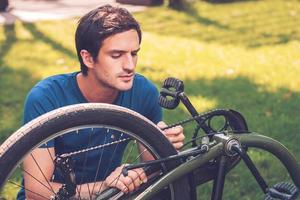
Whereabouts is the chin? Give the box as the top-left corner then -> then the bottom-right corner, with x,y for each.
118,82 -> 134,91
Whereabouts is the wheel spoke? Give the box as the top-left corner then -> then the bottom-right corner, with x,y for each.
0,104 -> 187,199
22,166 -> 54,194
30,153 -> 56,194
8,180 -> 49,200
98,131 -> 124,194
91,132 -> 109,194
77,128 -> 94,199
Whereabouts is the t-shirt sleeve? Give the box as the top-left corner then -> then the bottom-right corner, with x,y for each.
23,86 -> 57,147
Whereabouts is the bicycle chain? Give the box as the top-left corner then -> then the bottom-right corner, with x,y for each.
60,137 -> 131,158
59,109 -> 228,158
162,108 -> 230,130
53,109 -> 229,199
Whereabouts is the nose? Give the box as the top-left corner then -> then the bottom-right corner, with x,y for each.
123,54 -> 136,71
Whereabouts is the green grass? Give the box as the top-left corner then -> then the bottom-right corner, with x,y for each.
1,0 -> 300,199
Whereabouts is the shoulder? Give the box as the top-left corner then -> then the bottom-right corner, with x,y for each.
33,72 -> 77,91
27,72 -> 77,99
23,72 -> 78,123
133,74 -> 158,94
129,74 -> 162,123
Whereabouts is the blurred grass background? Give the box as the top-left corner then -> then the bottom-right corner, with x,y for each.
0,0 -> 300,199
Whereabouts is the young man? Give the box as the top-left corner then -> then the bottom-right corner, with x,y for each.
17,5 -> 185,199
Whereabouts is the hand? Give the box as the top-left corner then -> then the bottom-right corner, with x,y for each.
157,121 -> 185,150
104,164 -> 147,193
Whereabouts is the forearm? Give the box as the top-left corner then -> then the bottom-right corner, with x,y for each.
26,180 -> 108,199
138,143 -> 154,161
25,181 -> 62,200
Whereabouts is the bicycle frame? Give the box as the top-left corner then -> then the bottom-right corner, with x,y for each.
133,133 -> 300,200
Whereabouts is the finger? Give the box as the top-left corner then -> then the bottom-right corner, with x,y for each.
166,133 -> 185,143
116,179 -> 129,193
157,121 -> 168,129
127,170 -> 142,189
105,165 -> 131,192
164,126 -> 183,136
134,168 -> 147,183
106,175 -> 128,193
172,142 -> 184,149
111,174 -> 133,192
122,175 -> 135,191
132,168 -> 147,187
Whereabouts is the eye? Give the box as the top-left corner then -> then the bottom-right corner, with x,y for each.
111,53 -> 122,59
131,51 -> 138,57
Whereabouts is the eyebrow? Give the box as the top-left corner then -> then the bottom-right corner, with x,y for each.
108,48 -> 140,54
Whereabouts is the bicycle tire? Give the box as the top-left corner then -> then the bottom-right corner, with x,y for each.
236,134 -> 300,189
0,103 -> 191,199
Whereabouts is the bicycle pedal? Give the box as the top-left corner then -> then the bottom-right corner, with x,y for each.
159,77 -> 184,109
265,182 -> 299,200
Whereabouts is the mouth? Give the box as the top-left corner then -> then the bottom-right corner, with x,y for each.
119,73 -> 134,81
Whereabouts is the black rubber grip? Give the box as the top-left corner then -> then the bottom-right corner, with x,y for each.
159,77 -> 184,109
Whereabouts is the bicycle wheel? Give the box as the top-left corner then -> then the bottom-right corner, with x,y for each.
0,103 -> 191,199
133,132 -> 300,200
237,134 -> 300,189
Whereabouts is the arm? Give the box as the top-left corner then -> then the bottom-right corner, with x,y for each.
23,148 -> 110,199
23,148 -> 148,199
23,148 -> 62,199
102,121 -> 185,195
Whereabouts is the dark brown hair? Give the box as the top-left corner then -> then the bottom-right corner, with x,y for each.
75,5 -> 142,75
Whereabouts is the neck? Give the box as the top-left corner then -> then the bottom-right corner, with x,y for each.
76,72 -> 119,103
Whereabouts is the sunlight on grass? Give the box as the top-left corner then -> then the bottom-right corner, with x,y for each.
136,0 -> 300,47
138,19 -> 300,92
0,0 -> 300,199
1,21 -> 78,79
186,95 -> 217,111
1,183 -> 20,200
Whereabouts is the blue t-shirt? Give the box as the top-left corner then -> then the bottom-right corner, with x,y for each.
17,72 -> 162,199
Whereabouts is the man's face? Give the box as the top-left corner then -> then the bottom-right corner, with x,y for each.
91,29 -> 140,91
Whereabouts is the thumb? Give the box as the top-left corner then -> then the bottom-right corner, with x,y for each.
157,121 -> 168,129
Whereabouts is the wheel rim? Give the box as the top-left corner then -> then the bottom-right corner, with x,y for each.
1,125 -> 175,199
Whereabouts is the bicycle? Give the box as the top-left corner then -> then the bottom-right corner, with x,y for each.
0,77 -> 299,199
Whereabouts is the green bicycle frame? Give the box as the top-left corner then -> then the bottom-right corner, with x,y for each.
134,133 -> 300,200
235,134 -> 300,187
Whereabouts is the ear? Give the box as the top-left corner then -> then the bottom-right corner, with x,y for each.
80,50 -> 95,69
